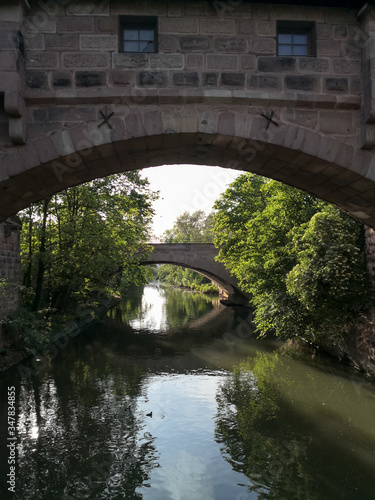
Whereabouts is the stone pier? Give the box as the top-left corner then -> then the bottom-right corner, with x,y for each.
0,217 -> 22,348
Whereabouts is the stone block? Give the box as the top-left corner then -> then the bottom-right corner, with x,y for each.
150,54 -> 184,69
66,1 -> 109,16
249,38 -> 276,54
75,71 -> 106,87
237,20 -> 256,34
184,2 -> 207,16
221,72 -> 245,87
139,71 -> 167,86
95,16 -> 118,33
161,110 -> 182,134
186,54 -> 204,68
113,53 -> 149,69
217,111 -> 235,136
58,16 -> 94,33
247,75 -> 280,89
25,34 -> 45,50
33,136 -> 58,164
207,54 -> 238,70
159,18 -> 199,34
241,54 -> 256,70
26,50 -> 58,69
258,57 -> 296,72
316,23 -> 331,38
317,40 -> 340,56
173,72 -> 199,86
168,0 -> 182,16
26,71 -> 49,89
0,50 -> 20,71
179,36 -> 211,52
142,111 -> 163,136
159,36 -> 179,53
299,58 -> 330,73
256,21 -> 276,36
201,19 -> 235,34
213,37 -> 247,53
51,130 -> 75,157
26,15 -> 56,34
325,78 -> 348,92
333,59 -> 361,74
333,24 -> 348,39
126,112 -> 146,137
48,106 -> 97,123
52,71 -> 72,88
350,77 -> 362,95
110,70 -> 136,86
45,34 -> 79,50
63,52 -> 110,69
203,73 -> 219,86
81,35 -> 117,50
285,75 -> 317,91
320,111 -> 355,134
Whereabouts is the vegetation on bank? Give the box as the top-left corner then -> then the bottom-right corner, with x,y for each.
157,210 -> 219,294
213,173 -> 371,343
3,172 -> 157,353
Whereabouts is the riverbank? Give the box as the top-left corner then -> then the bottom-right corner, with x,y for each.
0,294 -> 121,373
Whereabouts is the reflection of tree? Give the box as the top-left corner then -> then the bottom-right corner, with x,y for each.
110,284 -> 216,331
216,352 -> 315,500
12,350 -> 160,499
163,286 -> 215,329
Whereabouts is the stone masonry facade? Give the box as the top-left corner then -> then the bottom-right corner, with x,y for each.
20,0 -> 364,146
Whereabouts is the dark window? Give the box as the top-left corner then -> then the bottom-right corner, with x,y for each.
277,21 -> 316,57
119,16 -> 158,53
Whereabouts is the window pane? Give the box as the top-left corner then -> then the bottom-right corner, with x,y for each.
278,34 -> 292,44
278,45 -> 293,56
293,34 -> 307,44
124,41 -> 139,52
124,29 -> 138,41
140,29 -> 154,41
142,41 -> 154,52
293,45 -> 307,56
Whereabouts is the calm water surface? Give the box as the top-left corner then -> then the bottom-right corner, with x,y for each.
1,284 -> 375,499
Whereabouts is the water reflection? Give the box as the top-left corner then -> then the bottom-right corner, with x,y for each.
0,285 -> 374,499
113,283 -> 219,332
216,351 -> 375,500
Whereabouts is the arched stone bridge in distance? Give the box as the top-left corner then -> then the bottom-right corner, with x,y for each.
137,243 -> 251,305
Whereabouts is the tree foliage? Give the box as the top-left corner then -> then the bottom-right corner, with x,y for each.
214,173 -> 370,342
162,210 -> 214,243
19,172 -> 158,312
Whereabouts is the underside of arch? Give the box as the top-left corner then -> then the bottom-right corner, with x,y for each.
140,259 -> 250,305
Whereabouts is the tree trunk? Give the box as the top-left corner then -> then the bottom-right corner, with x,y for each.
32,197 -> 51,311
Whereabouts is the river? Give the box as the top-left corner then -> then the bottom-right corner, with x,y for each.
1,283 -> 375,499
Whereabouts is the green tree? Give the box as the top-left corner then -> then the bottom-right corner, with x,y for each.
163,210 -> 214,243
213,173 -> 370,342
19,172 -> 158,312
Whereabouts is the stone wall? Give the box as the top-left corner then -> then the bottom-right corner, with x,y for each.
0,221 -> 22,347
22,0 -> 362,145
365,226 -> 375,301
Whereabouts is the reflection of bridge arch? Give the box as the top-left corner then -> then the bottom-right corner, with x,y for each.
138,243 -> 250,305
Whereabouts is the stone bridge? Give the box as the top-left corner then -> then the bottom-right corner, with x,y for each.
138,243 -> 250,304
2,0 -> 375,319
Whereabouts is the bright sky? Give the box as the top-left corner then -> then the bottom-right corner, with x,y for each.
140,164 -> 242,240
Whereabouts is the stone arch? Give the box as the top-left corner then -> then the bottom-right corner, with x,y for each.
138,243 -> 250,304
1,105 -> 375,226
